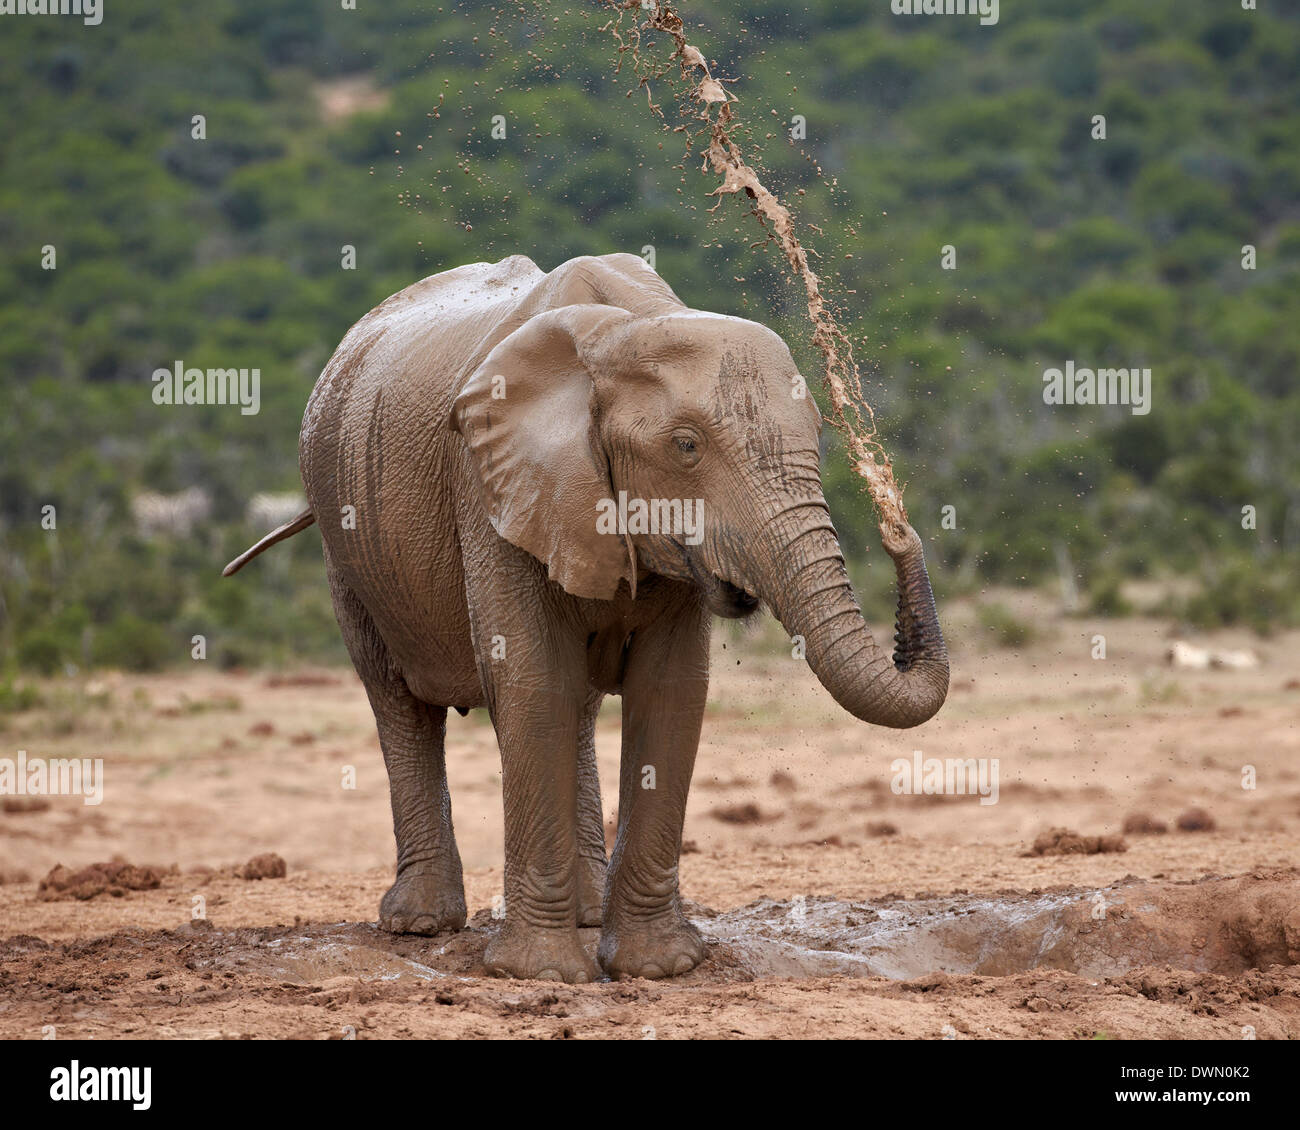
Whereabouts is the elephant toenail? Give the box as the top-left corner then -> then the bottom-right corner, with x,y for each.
642,964 -> 665,978
537,968 -> 562,981
573,971 -> 589,984
672,954 -> 694,974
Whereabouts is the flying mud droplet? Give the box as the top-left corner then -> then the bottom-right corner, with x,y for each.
698,77 -> 728,104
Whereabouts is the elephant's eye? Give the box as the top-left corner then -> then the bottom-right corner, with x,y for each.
671,432 -> 703,467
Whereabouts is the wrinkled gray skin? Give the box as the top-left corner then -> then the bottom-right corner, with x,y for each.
229,254 -> 948,982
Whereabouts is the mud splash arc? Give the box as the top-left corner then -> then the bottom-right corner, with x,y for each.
597,0 -> 910,542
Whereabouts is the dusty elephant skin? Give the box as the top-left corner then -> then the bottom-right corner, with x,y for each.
225,253 -> 949,982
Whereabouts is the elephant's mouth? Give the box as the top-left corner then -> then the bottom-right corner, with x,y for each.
670,538 -> 760,619
711,577 -> 760,619
682,554 -> 759,618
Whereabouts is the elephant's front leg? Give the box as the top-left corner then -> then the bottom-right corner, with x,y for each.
575,689 -> 609,928
598,600 -> 710,979
484,672 -> 601,984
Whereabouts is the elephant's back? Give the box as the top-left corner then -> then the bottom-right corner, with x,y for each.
303,256 -> 542,434
300,256 -> 544,491
298,257 -> 543,707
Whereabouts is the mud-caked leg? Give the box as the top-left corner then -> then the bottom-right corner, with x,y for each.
598,597 -> 710,979
483,673 -> 600,983
327,568 -> 466,935
372,695 -> 467,934
576,690 -> 609,928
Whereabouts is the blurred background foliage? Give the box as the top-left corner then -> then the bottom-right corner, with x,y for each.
1,0 -> 1298,675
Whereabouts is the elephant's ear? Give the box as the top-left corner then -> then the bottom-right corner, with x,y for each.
449,304 -> 637,601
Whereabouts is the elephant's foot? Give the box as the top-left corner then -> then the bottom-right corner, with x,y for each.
597,910 -> 706,980
379,865 -> 467,936
484,924 -> 600,984
576,856 -> 607,928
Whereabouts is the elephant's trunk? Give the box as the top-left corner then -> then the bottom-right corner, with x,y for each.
739,498 -> 949,729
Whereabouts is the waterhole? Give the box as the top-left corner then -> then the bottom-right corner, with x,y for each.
197,873 -> 1296,985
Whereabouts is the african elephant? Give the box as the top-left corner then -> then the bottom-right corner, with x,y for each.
224,253 -> 948,982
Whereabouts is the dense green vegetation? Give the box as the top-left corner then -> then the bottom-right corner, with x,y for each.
1,0 -> 1297,674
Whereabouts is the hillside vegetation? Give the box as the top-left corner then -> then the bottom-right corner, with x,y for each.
1,0 -> 1298,674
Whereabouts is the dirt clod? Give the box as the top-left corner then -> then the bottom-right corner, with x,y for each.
38,860 -> 172,901
769,770 -> 797,792
1028,829 -> 1128,857
1176,808 -> 1217,832
239,853 -> 287,880
1123,812 -> 1168,835
263,673 -> 342,688
2,797 -> 50,814
711,803 -> 765,825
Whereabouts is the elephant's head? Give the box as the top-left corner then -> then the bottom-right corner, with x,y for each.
450,303 -> 948,729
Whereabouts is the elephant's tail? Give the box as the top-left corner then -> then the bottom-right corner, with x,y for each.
222,508 -> 316,576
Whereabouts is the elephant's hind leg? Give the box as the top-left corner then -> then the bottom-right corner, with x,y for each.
326,566 -> 467,936
372,698 -> 467,935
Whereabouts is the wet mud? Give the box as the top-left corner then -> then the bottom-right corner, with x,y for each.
698,873 -> 1300,980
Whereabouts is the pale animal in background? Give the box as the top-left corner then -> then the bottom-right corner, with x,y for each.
130,487 -> 212,537
1166,640 -> 1259,670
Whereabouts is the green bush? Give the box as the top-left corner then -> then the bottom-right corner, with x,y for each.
975,603 -> 1038,649
1086,571 -> 1133,617
90,615 -> 175,673
16,632 -> 65,676
0,679 -> 42,713
1180,558 -> 1300,635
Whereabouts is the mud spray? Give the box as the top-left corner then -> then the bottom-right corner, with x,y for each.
416,2 -> 908,540
597,0 -> 909,543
